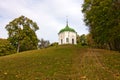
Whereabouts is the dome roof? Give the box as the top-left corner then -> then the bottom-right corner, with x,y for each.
58,24 -> 76,34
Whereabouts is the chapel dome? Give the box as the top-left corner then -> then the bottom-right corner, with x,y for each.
58,24 -> 76,34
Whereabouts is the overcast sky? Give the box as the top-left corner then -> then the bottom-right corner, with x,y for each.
0,0 -> 89,43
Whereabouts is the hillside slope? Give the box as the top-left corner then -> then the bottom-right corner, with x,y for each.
0,45 -> 120,80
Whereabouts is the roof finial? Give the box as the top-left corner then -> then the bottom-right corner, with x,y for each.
66,16 -> 68,27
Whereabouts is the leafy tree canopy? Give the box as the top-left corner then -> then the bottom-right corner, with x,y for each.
0,38 -> 15,56
82,0 -> 120,51
5,15 -> 39,52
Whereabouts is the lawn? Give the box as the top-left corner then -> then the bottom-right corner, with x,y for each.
0,45 -> 120,80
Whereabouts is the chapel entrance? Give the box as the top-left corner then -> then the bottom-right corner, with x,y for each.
72,39 -> 74,44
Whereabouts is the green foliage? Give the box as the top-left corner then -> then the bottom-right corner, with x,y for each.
77,35 -> 80,44
0,38 -> 15,56
82,0 -> 120,51
86,33 -> 98,48
50,42 -> 58,47
5,15 -> 39,52
77,34 -> 88,46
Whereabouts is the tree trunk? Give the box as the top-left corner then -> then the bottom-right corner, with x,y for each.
17,42 -> 20,53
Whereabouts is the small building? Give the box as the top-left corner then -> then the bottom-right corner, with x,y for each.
58,21 -> 77,45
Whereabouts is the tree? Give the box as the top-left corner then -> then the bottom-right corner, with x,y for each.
0,38 -> 15,56
77,35 -> 81,44
38,38 -> 50,48
80,34 -> 87,46
82,0 -> 120,51
77,34 -> 88,46
50,42 -> 58,47
5,15 -> 39,52
86,33 -> 96,47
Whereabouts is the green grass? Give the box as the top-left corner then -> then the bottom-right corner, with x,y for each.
0,45 -> 120,80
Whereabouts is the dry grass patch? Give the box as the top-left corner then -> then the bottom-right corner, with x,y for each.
0,45 -> 120,80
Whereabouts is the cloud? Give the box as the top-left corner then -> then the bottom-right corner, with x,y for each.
0,0 -> 89,43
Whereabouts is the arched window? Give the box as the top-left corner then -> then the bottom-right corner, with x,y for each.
66,38 -> 69,43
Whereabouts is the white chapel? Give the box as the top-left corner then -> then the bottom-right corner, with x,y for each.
58,20 -> 77,45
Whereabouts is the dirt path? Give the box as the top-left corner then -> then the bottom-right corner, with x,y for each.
71,48 -> 117,80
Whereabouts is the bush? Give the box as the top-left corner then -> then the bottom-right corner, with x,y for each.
0,38 -> 15,56
50,42 -> 58,47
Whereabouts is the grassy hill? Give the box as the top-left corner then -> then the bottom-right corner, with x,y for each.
0,45 -> 120,80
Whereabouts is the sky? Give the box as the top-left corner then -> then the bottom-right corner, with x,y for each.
0,0 -> 89,43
